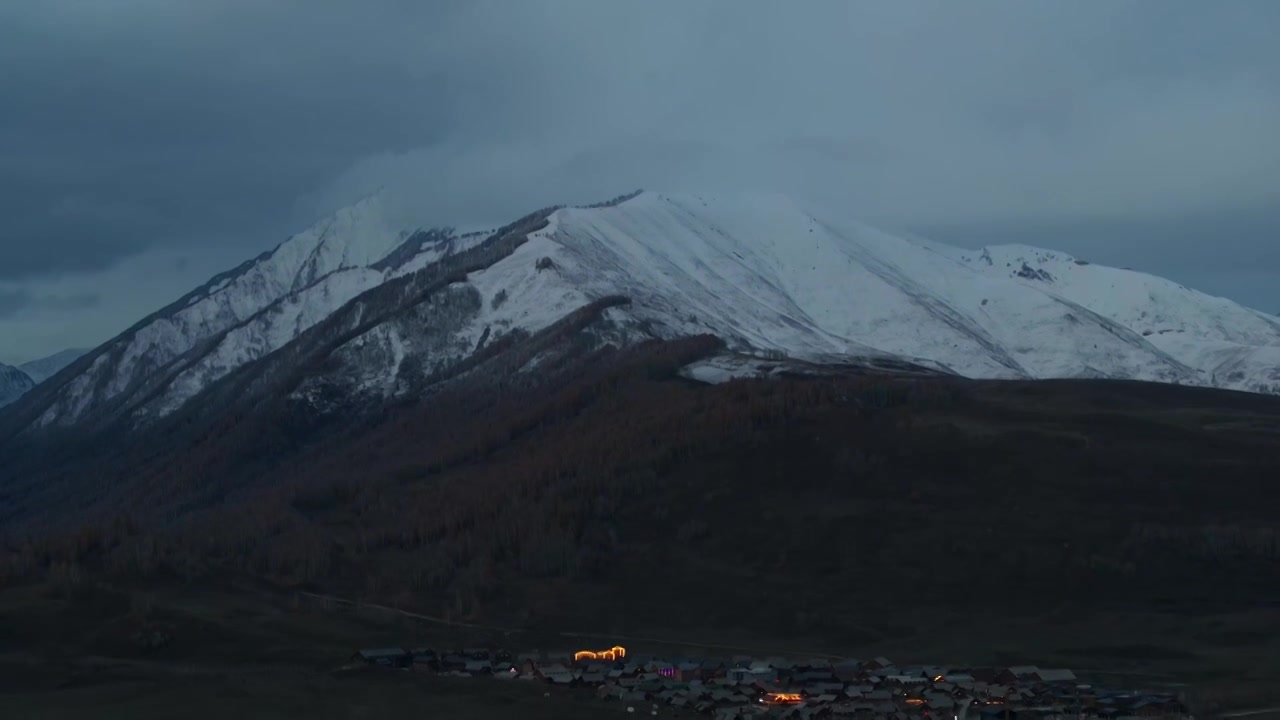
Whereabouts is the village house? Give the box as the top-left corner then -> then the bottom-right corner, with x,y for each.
439,652 -> 467,671
862,657 -> 893,671
843,684 -> 875,699
409,648 -> 437,671
926,692 -> 958,712
515,654 -> 540,675
726,665 -> 755,685
997,666 -> 1042,684
535,661 -> 575,684
806,681 -> 846,696
701,658 -> 728,679
646,659 -> 676,678
884,673 -> 930,689
675,661 -> 702,682
352,648 -> 411,668
832,659 -> 861,682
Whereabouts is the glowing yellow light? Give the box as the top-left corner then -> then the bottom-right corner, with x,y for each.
906,698 -> 926,706
574,645 -> 627,662
934,675 -> 944,682
765,693 -> 804,704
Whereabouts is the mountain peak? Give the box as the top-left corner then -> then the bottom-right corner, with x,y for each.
7,189 -> 1280,438
269,193 -> 403,290
0,363 -> 34,409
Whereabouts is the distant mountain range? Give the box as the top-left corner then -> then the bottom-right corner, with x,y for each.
0,363 -> 34,408
0,349 -> 86,408
3,189 -> 1279,444
19,348 -> 88,385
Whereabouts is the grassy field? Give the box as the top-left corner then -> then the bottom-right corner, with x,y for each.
1,577 -> 1278,718
0,580 -> 632,719
0,669 -> 631,720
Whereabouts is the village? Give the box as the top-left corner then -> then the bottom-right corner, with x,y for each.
350,644 -> 1193,720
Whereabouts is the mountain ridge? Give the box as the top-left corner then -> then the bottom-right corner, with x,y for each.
3,189 -> 1279,444
18,348 -> 88,385
0,192 -> 460,440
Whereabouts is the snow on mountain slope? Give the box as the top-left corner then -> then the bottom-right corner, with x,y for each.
496,193 -> 1197,383
18,348 -> 87,385
291,191 -> 1224,409
17,193 -> 433,430
11,189 -> 1280,436
945,244 -> 1280,393
289,209 -> 579,404
0,364 -> 34,408
135,228 -> 497,419
147,267 -> 389,417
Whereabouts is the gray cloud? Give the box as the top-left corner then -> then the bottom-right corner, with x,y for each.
0,288 -> 99,319
0,289 -> 29,318
2,0 -> 1280,358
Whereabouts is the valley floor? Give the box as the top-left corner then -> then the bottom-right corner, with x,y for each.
1,579 -> 1277,719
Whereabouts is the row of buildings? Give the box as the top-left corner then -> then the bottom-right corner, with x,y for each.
351,646 -> 1191,720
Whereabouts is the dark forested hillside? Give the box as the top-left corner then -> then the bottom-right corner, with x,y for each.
3,334 -> 1280,641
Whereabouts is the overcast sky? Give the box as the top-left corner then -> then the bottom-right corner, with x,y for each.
2,0 -> 1279,364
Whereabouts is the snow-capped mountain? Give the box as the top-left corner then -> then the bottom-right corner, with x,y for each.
939,244 -> 1280,394
19,348 -> 87,385
0,363 -> 34,408
0,192 -> 490,434
194,191 -> 1280,415
5,190 -> 1279,438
